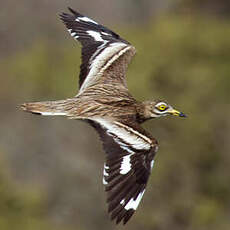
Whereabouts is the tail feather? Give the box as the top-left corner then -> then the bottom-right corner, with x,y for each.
21,100 -> 69,116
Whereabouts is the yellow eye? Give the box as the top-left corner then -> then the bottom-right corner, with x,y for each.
158,105 -> 167,111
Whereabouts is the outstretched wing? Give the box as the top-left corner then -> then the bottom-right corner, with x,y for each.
60,8 -> 136,93
89,119 -> 158,225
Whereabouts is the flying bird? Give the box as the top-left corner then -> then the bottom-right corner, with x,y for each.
21,8 -> 186,225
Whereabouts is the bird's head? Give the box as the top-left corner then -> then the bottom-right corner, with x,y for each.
142,100 -> 187,120
152,100 -> 186,118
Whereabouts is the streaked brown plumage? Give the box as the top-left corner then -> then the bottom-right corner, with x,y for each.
21,8 -> 186,225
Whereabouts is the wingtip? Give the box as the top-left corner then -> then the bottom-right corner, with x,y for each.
68,7 -> 75,13
59,11 -> 67,20
59,7 -> 74,16
68,7 -> 80,16
59,7 -> 82,21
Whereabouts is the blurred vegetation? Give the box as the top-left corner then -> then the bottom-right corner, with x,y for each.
175,0 -> 230,15
1,9 -> 230,230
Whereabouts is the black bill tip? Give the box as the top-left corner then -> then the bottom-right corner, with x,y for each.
179,112 -> 187,118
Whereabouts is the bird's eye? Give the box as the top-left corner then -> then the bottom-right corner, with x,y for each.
157,104 -> 167,111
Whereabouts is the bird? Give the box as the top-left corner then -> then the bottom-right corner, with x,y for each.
21,7 -> 187,225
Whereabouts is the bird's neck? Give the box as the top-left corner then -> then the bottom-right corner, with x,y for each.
136,101 -> 155,123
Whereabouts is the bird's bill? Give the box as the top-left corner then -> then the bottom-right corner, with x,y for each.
169,109 -> 187,117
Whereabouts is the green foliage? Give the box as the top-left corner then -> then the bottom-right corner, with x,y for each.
0,159 -> 74,230
1,15 -> 230,230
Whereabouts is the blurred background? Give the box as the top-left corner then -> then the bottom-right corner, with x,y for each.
0,0 -> 230,229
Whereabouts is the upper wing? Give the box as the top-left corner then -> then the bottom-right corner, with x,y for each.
60,8 -> 136,94
89,119 -> 158,225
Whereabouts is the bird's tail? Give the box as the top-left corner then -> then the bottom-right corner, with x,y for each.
21,99 -> 72,116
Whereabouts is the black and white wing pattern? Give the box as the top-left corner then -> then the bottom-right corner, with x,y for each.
89,119 -> 158,225
60,8 -> 136,93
